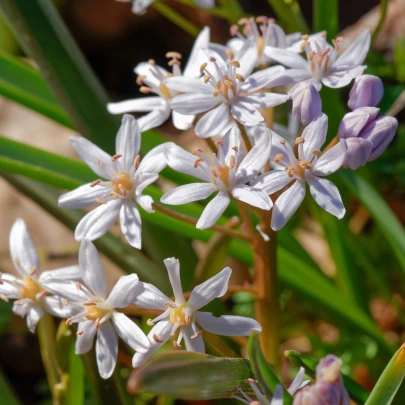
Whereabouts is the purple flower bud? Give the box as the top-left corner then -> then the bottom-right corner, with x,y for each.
293,355 -> 350,405
338,107 -> 379,139
343,138 -> 373,170
348,75 -> 384,110
360,116 -> 398,161
290,81 -> 322,126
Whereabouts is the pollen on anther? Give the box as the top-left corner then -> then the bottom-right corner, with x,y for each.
192,147 -> 204,155
133,155 -> 141,168
147,319 -> 154,326
209,56 -> 216,62
66,318 -> 73,326
225,49 -> 234,60
76,282 -> 82,291
194,158 -> 204,168
191,331 -> 202,339
90,179 -> 102,187
0,294 -> 9,302
168,60 -> 181,67
274,153 -> 284,163
29,266 -> 37,276
231,60 -> 240,68
230,155 -> 236,169
140,86 -> 151,94
63,299 -> 69,306
148,59 -> 156,65
232,146 -> 239,152
212,89 -> 220,97
301,34 -> 309,40
76,330 -> 84,336
136,75 -> 146,86
173,341 -> 182,349
95,318 -> 100,329
279,138 -> 286,145
295,137 -> 305,145
153,334 -> 163,343
300,40 -> 310,51
95,198 -> 107,204
97,160 -> 103,168
234,73 -> 245,82
199,62 -> 207,74
204,75 -> 211,83
111,154 -> 122,162
312,149 -> 322,157
166,51 -> 182,59
256,16 -> 268,23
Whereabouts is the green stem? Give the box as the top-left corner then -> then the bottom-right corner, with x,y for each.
152,1 -> 199,37
175,0 -> 231,20
37,312 -> 60,402
372,0 -> 389,42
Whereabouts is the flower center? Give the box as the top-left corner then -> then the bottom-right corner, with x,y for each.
111,172 -> 133,195
256,36 -> 265,57
85,305 -> 110,321
288,160 -> 311,179
159,83 -> 173,99
20,277 -> 42,300
169,304 -> 190,326
212,165 -> 230,186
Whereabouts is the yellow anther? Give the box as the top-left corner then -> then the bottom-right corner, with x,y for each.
225,50 -> 234,60
295,137 -> 305,145
91,179 -> 102,187
140,86 -> 151,94
20,278 -> 41,300
133,155 -> 141,168
204,75 -> 211,83
200,62 -> 207,74
166,51 -> 182,59
234,73 -> 245,82
111,154 -> 122,162
274,153 -> 284,163
153,334 -> 163,343
169,305 -> 190,326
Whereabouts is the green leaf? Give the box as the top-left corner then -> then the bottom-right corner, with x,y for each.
365,344 -> 405,405
313,0 -> 338,38
0,365 -> 21,405
217,0 -> 245,22
267,0 -> 310,34
285,350 -> 370,404
0,301 -> 12,334
0,0 -> 120,151
127,351 -> 252,399
248,334 -> 293,404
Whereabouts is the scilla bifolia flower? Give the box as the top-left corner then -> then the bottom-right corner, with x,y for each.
0,219 -> 80,332
107,27 -> 210,131
348,74 -> 384,110
266,30 -> 371,90
165,43 -> 289,137
132,258 -> 261,367
57,240 -> 150,379
290,81 -> 322,125
161,128 -> 272,229
58,115 -> 172,249
293,355 -> 350,405
253,114 -> 347,230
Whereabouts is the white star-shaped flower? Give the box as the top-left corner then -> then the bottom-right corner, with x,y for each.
253,114 -> 347,230
132,257 -> 261,367
107,27 -> 210,131
0,219 -> 81,332
54,240 -> 150,379
265,30 -> 371,90
161,127 -> 273,229
58,115 -> 172,249
164,40 -> 290,138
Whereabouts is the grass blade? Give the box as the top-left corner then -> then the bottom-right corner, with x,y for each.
267,0 -> 309,34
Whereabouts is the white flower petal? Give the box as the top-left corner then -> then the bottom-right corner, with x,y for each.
132,0 -> 155,14
299,113 -> 328,161
322,66 -> 366,88
115,114 -> 141,171
39,265 -> 81,282
137,105 -> 171,132
237,37 -> 258,77
132,282 -> 171,310
96,321 -> 118,379
172,111 -> 195,130
0,282 -> 20,299
13,299 -> 33,318
70,136 -> 115,179
231,186 -> 272,210
271,385 -> 284,405
231,100 -> 263,126
135,173 -> 159,194
169,93 -> 219,115
9,218 -> 40,276
138,141 -> 175,174
132,320 -> 172,367
112,312 -> 149,352
164,77 -> 212,94
120,201 -> 142,249
271,180 -> 306,231
270,130 -> 296,164
136,195 -> 154,213
312,140 -> 347,176
253,170 -> 291,195
43,280 -> 86,302
241,66 -> 285,93
75,199 -> 123,242
183,26 -> 210,78
76,320 -> 97,354
79,239 -> 107,299
27,306 -> 43,333
107,97 -> 166,114
134,62 -> 169,87
196,192 -> 230,229
107,274 -> 140,308
183,326 -> 205,353
189,267 -> 231,310
240,93 -> 290,109
307,175 -> 345,219
58,184 -> 111,209
195,0 -> 214,8
273,69 -> 313,86
195,103 -> 231,138
42,296 -> 77,318
264,47 -> 308,69
163,258 -> 185,304
195,312 -> 262,335
161,183 -> 216,205
288,367 -> 306,395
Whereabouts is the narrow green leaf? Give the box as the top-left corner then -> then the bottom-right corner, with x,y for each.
0,0 -> 120,150
267,0 -> 310,34
0,301 -> 12,334
285,350 -> 370,404
372,0 -> 389,42
217,0 -> 245,22
0,365 -> 21,405
313,0 -> 338,38
365,344 -> 405,405
127,351 -> 252,399
248,334 -> 293,404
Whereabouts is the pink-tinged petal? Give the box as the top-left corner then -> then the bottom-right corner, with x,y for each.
195,103 -> 231,138
322,66 -> 366,88
270,130 -> 296,164
13,299 -> 33,318
252,170 -> 291,195
79,239 -> 107,299
58,183 -> 112,209
161,183 -> 216,205
299,113 -> 328,161
163,258 -> 185,304
196,192 -> 230,229
164,77 -> 212,94
108,274 -> 140,308
112,312 -> 150,352
237,37 -> 258,77
264,47 -> 308,69
312,140 -> 347,176
9,218 -> 40,277
137,105 -> 171,132
240,93 -> 290,109
272,69 -> 313,86
271,180 -> 306,231
182,326 -> 205,353
120,201 -> 142,249
189,267 -> 231,310
288,367 -> 306,395
240,66 -> 285,93
195,312 -> 262,335
115,114 -> 141,171
0,282 -> 20,300
169,93 -> 220,115
165,145 -> 211,182
75,199 -> 123,242
42,296 -> 77,318
27,306 -> 43,333
183,26 -> 210,78
231,100 -> 264,126
172,111 -> 195,130
231,186 -> 272,210
76,320 -> 97,354
107,96 -> 166,114
265,22 -> 289,49
132,282 -> 171,310
307,175 -> 345,219
343,138 -> 373,170
96,321 -> 118,379
70,136 -> 115,179
40,265 -> 81,282
132,320 -> 172,367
